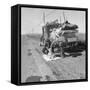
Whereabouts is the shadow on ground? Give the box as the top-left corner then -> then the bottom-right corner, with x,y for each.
25,76 -> 42,82
64,42 -> 86,57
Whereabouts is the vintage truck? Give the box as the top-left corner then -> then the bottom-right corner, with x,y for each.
40,20 -> 83,59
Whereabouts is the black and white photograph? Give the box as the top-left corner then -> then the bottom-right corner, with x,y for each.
21,6 -> 87,83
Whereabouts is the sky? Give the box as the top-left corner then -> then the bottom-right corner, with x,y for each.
21,7 -> 85,35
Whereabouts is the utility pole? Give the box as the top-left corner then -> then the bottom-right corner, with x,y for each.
43,12 -> 45,24
63,11 -> 66,22
32,28 -> 33,34
42,12 -> 46,44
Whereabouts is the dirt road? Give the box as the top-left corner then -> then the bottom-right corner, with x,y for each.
21,35 -> 86,82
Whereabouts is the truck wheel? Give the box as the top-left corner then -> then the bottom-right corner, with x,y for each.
50,40 -> 65,58
42,47 -> 49,54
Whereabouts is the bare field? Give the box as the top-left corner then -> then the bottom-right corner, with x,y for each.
21,33 -> 86,83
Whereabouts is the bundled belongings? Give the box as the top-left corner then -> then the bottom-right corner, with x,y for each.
61,21 -> 78,30
45,20 -> 61,30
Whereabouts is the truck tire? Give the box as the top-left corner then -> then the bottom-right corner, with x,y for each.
50,40 -> 65,58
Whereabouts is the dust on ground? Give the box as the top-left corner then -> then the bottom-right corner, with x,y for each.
21,34 -> 86,83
